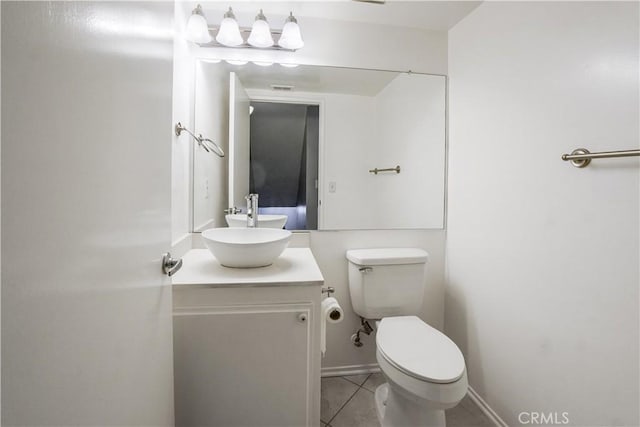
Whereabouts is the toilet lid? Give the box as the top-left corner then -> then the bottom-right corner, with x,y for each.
377,316 -> 465,384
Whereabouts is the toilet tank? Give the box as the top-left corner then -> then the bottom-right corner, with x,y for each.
346,248 -> 428,319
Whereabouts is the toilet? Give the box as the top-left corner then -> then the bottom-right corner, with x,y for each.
346,248 -> 468,427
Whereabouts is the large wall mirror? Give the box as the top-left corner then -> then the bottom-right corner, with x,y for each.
192,60 -> 446,231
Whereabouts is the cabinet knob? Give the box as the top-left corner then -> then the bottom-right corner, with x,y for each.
297,313 -> 307,323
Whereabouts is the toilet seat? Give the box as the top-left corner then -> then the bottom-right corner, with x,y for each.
377,316 -> 465,384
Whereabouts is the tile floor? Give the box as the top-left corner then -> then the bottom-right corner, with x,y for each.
321,373 -> 493,427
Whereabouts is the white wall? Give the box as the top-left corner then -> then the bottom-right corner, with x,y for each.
321,92 -> 377,229
172,2 -> 196,246
373,74 -> 446,228
447,2 -> 639,425
193,62 -> 229,231
174,9 -> 450,371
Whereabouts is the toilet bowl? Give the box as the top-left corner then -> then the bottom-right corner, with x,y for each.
345,248 -> 468,427
374,316 -> 468,427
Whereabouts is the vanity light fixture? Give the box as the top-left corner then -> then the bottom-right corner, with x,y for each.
186,4 -> 212,43
247,9 -> 274,48
186,5 -> 304,51
278,12 -> 304,50
215,7 -> 244,47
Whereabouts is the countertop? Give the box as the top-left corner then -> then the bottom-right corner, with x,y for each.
171,248 -> 324,288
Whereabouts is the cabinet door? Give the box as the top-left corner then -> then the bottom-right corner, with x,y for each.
174,303 -> 313,427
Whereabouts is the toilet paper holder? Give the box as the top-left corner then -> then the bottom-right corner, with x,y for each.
321,286 -> 335,296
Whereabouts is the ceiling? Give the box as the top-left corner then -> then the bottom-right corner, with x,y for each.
200,1 -> 482,32
209,61 -> 402,96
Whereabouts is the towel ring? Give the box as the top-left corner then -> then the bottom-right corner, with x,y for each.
175,122 -> 225,158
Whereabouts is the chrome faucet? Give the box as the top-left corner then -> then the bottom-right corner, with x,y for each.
245,193 -> 259,228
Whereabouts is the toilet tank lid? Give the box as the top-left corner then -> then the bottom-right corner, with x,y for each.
346,248 -> 428,266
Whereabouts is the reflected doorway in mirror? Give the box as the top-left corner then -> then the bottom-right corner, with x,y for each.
250,101 -> 319,231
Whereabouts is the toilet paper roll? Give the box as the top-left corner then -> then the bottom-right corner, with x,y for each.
321,297 -> 343,358
322,297 -> 343,324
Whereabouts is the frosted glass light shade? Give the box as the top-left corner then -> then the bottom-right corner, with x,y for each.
247,10 -> 274,48
186,5 -> 212,43
215,8 -> 243,47
278,13 -> 304,50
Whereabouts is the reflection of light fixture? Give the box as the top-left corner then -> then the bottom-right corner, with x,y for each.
225,59 -> 248,65
253,61 -> 274,67
186,5 -> 304,52
215,7 -> 243,47
249,106 -> 255,115
186,4 -> 212,43
248,9 -> 274,48
280,63 -> 299,68
278,12 -> 304,50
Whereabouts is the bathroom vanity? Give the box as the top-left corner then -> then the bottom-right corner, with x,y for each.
172,248 -> 323,427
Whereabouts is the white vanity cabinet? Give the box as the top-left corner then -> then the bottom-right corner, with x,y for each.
172,248 -> 323,427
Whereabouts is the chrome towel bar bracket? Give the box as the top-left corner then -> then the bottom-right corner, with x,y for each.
562,148 -> 639,168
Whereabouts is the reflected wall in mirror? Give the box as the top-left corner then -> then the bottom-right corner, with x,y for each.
193,60 -> 446,231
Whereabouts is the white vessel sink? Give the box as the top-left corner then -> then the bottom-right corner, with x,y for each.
225,214 -> 288,229
202,228 -> 292,268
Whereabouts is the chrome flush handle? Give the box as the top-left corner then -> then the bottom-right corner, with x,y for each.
162,252 -> 183,277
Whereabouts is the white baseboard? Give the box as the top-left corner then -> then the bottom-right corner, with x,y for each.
321,363 -> 380,377
467,386 -> 508,427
